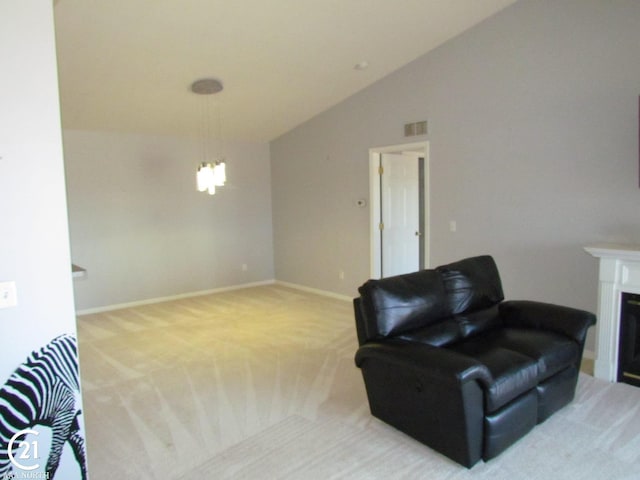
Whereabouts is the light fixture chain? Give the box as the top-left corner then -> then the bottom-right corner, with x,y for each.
216,95 -> 223,162
199,96 -> 207,164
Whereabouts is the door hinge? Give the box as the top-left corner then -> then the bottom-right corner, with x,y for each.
379,222 -> 384,231
378,165 -> 384,175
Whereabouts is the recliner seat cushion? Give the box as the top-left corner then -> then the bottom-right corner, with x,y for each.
477,328 -> 580,382
448,326 -> 579,413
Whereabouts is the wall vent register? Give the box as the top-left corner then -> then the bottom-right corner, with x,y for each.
404,121 -> 427,137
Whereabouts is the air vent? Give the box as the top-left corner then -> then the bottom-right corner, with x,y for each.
404,120 -> 427,137
404,123 -> 415,137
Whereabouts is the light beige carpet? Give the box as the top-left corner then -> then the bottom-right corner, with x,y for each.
77,285 -> 640,479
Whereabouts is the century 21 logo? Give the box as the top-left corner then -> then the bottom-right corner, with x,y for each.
8,428 -> 41,471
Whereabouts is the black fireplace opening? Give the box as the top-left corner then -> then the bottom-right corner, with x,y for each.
618,292 -> 640,387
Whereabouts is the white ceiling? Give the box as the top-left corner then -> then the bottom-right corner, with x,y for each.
53,0 -> 515,143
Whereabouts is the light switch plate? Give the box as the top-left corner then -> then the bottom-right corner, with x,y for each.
0,281 -> 18,309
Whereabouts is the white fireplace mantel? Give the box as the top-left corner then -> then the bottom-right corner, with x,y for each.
585,243 -> 640,382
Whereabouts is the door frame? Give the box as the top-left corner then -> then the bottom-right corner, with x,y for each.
369,141 -> 430,278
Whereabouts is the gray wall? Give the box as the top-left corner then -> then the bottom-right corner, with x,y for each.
1,1 -> 78,375
271,0 -> 640,329
0,2 -> 87,478
64,130 -> 274,311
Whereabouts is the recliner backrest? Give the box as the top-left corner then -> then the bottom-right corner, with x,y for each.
436,255 -> 504,315
357,269 -> 448,341
355,256 -> 505,344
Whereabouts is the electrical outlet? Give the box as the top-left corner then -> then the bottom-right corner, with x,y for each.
0,281 -> 18,309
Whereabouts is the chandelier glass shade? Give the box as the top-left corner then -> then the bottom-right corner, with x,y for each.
197,161 -> 226,195
192,78 -> 226,195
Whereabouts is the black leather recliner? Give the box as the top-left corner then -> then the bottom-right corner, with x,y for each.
354,255 -> 596,468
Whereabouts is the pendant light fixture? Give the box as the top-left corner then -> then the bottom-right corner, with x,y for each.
192,78 -> 226,195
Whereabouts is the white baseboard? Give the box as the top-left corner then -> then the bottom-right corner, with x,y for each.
274,281 -> 353,302
75,279 -> 276,316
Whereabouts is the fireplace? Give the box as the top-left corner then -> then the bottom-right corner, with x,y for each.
585,244 -> 640,383
619,292 -> 640,386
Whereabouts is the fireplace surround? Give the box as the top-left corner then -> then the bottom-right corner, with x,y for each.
585,244 -> 640,383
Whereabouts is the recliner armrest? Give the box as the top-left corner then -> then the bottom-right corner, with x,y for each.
355,339 -> 492,387
499,300 -> 596,344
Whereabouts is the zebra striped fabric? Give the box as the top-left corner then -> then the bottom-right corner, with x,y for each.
0,334 -> 87,480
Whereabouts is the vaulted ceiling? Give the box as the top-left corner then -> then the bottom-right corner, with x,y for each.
53,0 -> 515,142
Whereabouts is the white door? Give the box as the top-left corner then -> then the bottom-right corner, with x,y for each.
380,153 -> 420,277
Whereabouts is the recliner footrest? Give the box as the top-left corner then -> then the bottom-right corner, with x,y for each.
484,389 -> 537,460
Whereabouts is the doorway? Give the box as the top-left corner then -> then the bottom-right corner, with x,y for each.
369,141 -> 429,278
